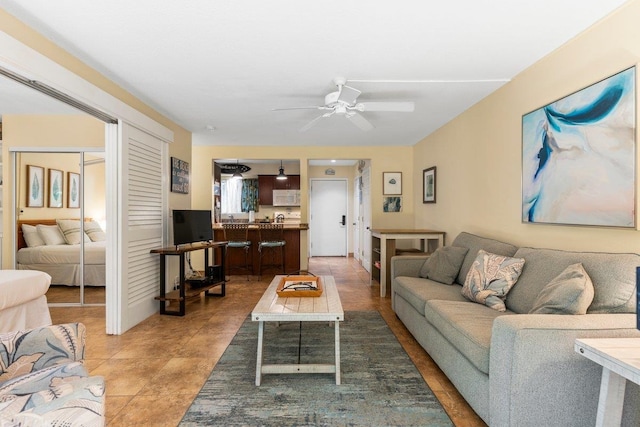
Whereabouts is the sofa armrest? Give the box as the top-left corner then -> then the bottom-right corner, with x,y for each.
489,313 -> 640,427
390,255 -> 429,280
0,323 -> 86,382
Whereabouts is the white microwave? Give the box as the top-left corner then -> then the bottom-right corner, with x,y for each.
273,190 -> 301,206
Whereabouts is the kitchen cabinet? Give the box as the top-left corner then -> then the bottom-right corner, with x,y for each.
258,175 -> 300,205
274,174 -> 300,190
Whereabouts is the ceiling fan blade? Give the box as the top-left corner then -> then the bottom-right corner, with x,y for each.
272,106 -> 329,111
357,102 -> 415,112
337,84 -> 361,105
347,112 -> 374,131
299,114 -> 326,132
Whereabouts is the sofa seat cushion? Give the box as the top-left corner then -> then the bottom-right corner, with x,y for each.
507,247 -> 640,314
424,300 -> 515,374
394,276 -> 467,316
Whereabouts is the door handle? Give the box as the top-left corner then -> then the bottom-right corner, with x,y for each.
340,215 -> 346,226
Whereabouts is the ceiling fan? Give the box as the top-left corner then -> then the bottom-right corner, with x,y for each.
273,77 -> 415,132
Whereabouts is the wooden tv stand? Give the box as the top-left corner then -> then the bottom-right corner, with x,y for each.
151,241 -> 227,316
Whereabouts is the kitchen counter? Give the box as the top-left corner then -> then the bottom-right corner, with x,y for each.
213,224 -> 306,275
214,223 -> 308,230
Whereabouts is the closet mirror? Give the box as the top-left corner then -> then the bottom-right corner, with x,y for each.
15,151 -> 106,305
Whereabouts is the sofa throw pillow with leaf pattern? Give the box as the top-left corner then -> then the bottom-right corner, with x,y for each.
461,249 -> 525,311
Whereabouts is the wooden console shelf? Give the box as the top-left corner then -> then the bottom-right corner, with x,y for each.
151,241 -> 227,316
370,229 -> 445,298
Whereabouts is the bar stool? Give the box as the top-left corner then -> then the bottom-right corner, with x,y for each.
222,223 -> 252,280
258,223 -> 286,278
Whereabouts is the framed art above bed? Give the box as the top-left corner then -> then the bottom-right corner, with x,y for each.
27,165 -> 44,208
48,169 -> 63,208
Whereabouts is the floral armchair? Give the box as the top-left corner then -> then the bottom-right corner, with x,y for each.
0,323 -> 105,426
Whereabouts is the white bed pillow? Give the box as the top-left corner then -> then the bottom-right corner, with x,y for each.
56,219 -> 90,245
21,224 -> 46,247
84,220 -> 106,242
36,224 -> 67,246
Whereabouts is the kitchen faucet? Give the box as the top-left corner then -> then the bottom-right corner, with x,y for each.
276,214 -> 285,223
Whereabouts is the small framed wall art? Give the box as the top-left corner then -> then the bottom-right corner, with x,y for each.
27,165 -> 44,207
48,169 -> 64,208
171,157 -> 190,194
423,166 -> 436,203
68,172 -> 81,208
383,196 -> 402,212
383,172 -> 402,195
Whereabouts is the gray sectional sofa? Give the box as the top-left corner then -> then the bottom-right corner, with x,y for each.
391,232 -> 640,427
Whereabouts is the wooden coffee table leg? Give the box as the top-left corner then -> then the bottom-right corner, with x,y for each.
335,319 -> 341,385
256,320 -> 264,386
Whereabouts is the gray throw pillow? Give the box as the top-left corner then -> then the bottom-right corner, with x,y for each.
419,246 -> 469,284
529,263 -> 594,315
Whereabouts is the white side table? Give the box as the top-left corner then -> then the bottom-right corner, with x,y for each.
575,338 -> 640,426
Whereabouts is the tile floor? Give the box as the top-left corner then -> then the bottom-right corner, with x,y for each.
49,257 -> 486,427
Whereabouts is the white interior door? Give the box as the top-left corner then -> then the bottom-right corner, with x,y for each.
353,176 -> 361,261
361,166 -> 372,272
110,121 -> 167,334
309,179 -> 348,256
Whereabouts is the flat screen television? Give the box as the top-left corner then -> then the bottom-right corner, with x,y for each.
172,210 -> 213,246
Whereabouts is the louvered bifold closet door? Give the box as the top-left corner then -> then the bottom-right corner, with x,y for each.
117,122 -> 167,333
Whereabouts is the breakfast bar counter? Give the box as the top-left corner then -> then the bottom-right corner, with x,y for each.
213,223 -> 307,275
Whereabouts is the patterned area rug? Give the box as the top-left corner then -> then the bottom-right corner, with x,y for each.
180,311 -> 452,426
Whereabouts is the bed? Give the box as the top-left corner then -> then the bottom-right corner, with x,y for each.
16,219 -> 106,287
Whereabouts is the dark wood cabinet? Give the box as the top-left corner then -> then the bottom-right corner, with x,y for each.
258,175 -> 300,205
258,175 -> 274,205
273,174 -> 300,189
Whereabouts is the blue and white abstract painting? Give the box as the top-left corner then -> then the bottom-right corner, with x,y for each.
522,67 -> 636,227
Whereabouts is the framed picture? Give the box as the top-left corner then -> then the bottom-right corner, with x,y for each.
423,167 -> 436,203
27,165 -> 44,207
383,196 -> 402,212
383,172 -> 402,195
48,169 -> 63,208
522,67 -> 636,227
171,157 -> 190,194
68,172 -> 81,208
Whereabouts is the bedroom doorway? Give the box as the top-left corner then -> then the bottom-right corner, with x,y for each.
13,148 -> 106,306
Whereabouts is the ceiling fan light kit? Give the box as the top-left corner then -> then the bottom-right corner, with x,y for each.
274,77 -> 416,132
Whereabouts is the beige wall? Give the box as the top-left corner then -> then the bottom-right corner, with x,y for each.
413,0 -> 640,252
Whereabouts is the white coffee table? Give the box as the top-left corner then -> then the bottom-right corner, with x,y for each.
575,338 -> 640,426
251,275 -> 344,386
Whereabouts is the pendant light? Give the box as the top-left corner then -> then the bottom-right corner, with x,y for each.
276,160 -> 288,180
232,160 -> 243,179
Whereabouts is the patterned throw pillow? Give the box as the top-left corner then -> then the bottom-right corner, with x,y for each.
461,249 -> 525,311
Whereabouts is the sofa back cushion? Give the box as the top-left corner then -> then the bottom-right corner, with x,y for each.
507,247 -> 639,314
452,232 -> 519,285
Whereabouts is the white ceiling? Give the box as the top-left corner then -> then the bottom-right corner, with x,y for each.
0,1 -> 629,146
